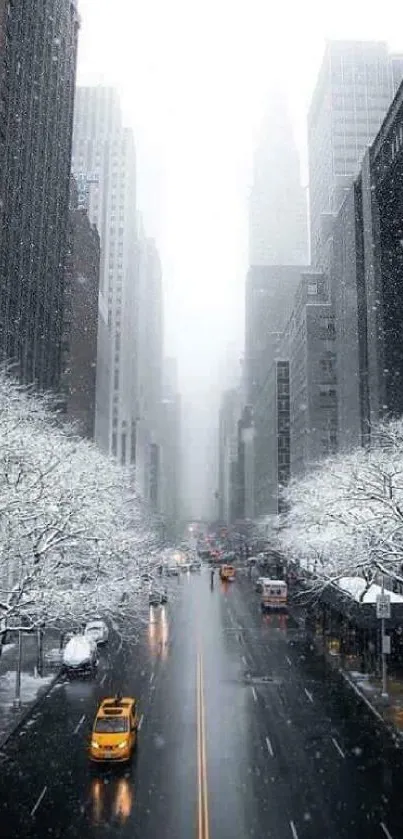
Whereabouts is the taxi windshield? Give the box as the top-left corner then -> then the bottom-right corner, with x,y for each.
95,717 -> 129,733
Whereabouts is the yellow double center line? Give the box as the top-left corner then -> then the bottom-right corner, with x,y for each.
197,650 -> 210,839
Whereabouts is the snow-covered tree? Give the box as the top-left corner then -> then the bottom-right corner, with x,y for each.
0,373 -> 159,636
280,418 -> 403,595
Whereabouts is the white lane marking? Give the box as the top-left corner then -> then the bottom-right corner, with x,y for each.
381,823 -> 394,839
290,820 -> 299,839
100,673 -> 107,687
331,736 -> 345,759
150,671 -> 154,684
241,654 -> 247,665
31,786 -> 47,818
286,655 -> 292,666
251,686 -> 257,702
304,688 -> 314,703
138,713 -> 144,731
265,735 -> 274,757
74,714 -> 86,735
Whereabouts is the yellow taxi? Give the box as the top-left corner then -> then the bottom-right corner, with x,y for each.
219,564 -> 236,581
89,696 -> 138,762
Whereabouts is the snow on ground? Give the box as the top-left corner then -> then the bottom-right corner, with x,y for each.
0,644 -> 15,656
0,670 -> 53,708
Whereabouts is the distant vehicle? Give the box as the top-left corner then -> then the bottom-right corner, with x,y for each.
166,564 -> 180,576
63,635 -> 98,676
89,696 -> 139,763
255,577 -> 267,593
180,562 -> 192,573
84,620 -> 109,646
261,580 -> 288,612
219,565 -> 236,582
222,550 -> 236,561
197,543 -> 212,559
189,559 -> 201,571
149,588 -> 168,606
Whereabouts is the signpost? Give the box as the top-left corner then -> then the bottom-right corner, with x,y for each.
376,587 -> 391,699
376,593 -> 391,620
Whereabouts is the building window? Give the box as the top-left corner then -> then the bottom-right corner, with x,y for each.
307,282 -> 318,295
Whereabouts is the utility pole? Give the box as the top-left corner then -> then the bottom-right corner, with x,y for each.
14,631 -> 23,709
376,577 -> 391,700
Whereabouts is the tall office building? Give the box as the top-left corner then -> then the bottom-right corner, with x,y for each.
72,88 -> 138,463
159,358 -> 181,536
135,229 -> 163,503
308,40 -> 403,266
62,179 -> 100,439
245,265 -> 306,406
249,90 -> 308,266
0,0 -> 79,389
218,389 -> 241,524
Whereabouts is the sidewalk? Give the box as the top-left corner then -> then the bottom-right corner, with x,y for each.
290,605 -> 403,744
317,633 -> 403,741
0,631 -> 62,749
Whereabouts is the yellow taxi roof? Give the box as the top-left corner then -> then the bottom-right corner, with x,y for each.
97,697 -> 136,718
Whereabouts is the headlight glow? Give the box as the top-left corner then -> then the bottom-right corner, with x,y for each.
91,740 -> 100,749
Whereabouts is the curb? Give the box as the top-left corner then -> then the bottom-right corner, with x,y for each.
0,668 -> 62,751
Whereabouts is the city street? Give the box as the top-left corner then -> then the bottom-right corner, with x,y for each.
1,567 -> 403,839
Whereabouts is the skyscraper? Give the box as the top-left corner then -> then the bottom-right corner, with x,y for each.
135,228 -> 163,503
249,90 -> 308,266
308,40 -> 403,267
0,0 -> 79,389
72,88 -> 138,463
62,179 -> 100,439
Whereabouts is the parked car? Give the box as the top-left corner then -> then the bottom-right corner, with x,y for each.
149,588 -> 168,606
63,635 -> 98,676
166,564 -> 180,576
84,620 -> 109,646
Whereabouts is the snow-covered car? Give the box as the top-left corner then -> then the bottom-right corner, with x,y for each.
63,635 -> 98,676
84,620 -> 109,646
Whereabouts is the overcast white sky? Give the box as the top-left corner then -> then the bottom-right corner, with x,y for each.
77,0 -> 403,516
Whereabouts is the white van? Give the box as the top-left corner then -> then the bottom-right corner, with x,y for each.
261,580 -> 288,612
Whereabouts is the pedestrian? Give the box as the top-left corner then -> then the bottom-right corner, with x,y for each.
210,568 -> 215,588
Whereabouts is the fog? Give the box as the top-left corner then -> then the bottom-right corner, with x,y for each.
77,0 -> 403,518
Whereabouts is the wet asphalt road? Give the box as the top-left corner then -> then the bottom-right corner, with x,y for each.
1,567 -> 403,838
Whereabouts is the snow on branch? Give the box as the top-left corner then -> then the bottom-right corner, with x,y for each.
0,373 -> 160,635
280,418 -> 403,593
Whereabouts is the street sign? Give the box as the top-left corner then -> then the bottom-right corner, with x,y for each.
376,593 -> 391,620
382,635 -> 391,655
